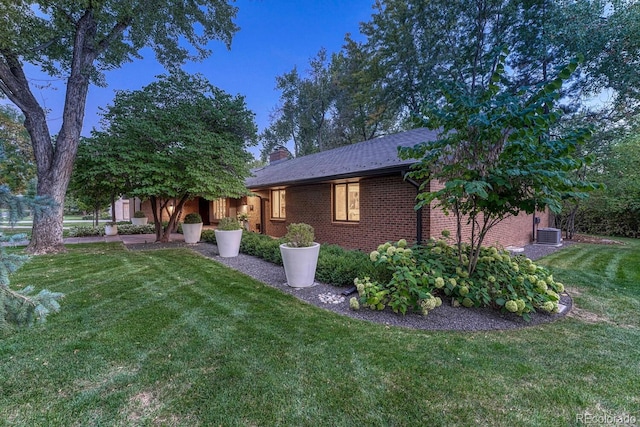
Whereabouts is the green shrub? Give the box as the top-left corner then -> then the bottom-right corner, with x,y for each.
355,238 -> 564,320
183,212 -> 202,224
116,224 -> 155,235
68,225 -> 103,237
201,229 -> 216,244
217,216 -> 241,230
283,223 -> 314,247
68,223 -> 155,237
316,245 -> 380,287
133,210 -> 147,218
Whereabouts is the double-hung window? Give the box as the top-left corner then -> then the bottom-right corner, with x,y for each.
334,183 -> 359,222
271,189 -> 286,219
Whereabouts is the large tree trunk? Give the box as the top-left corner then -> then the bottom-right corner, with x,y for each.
25,11 -> 98,254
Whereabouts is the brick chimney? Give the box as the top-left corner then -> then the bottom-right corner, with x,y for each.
269,146 -> 290,164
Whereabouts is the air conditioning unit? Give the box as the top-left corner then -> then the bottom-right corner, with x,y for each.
537,228 -> 561,245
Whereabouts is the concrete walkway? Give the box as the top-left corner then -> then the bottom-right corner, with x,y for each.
4,233 -> 185,247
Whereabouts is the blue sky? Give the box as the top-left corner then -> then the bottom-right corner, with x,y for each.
25,0 -> 375,159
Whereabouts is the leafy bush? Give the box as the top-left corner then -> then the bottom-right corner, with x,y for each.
217,216 -> 241,230
201,231 -> 381,287
68,223 -> 155,237
133,210 -> 147,218
283,223 -> 314,247
81,212 -> 111,220
201,229 -> 216,244
354,237 -> 564,320
316,244 -> 380,287
183,212 -> 202,224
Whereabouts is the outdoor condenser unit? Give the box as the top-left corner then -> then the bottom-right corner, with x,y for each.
537,228 -> 562,245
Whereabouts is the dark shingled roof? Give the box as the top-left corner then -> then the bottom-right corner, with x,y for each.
246,128 -> 439,189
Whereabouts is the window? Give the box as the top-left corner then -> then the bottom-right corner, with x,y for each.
271,189 -> 286,219
334,183 -> 359,222
212,198 -> 227,220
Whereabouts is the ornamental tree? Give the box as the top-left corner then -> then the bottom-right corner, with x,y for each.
399,53 -> 601,274
88,71 -> 256,242
0,0 -> 239,254
68,137 -> 122,226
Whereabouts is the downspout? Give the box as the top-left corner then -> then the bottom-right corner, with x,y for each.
402,171 -> 423,245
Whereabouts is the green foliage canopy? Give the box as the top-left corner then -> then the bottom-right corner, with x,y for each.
0,105 -> 35,193
400,54 -> 601,273
89,71 -> 256,241
0,0 -> 239,253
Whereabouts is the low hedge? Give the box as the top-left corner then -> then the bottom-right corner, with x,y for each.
68,223 -> 156,237
201,231 -> 375,287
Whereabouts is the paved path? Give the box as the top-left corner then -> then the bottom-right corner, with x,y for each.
3,233 -> 185,247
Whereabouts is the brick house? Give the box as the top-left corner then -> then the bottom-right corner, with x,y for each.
243,128 -> 550,252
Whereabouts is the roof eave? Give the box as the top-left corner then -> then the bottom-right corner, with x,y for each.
246,164 -> 414,191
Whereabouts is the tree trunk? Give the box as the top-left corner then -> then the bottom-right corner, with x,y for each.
24,11 -> 98,254
28,175 -> 67,254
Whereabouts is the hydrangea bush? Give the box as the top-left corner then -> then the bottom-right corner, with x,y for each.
353,236 -> 564,321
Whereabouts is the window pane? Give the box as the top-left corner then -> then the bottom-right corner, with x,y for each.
213,198 -> 226,219
335,184 -> 346,221
271,190 -> 285,219
348,183 -> 360,221
280,190 -> 286,218
271,191 -> 279,218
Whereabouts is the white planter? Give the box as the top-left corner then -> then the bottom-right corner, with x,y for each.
182,222 -> 203,244
279,242 -> 320,288
104,225 -> 118,236
214,229 -> 243,257
131,217 -> 148,225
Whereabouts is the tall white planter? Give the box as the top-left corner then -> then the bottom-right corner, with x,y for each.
279,243 -> 320,288
214,229 -> 243,257
182,222 -> 203,244
104,224 -> 118,236
131,217 -> 148,225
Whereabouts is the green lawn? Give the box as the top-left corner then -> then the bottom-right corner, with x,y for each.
1,241 -> 638,426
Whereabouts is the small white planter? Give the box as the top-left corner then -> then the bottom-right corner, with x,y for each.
104,225 -> 118,236
131,217 -> 148,226
215,229 -> 243,257
280,242 -> 320,288
182,222 -> 203,244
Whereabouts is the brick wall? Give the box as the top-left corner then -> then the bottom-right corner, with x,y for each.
257,174 -> 428,251
427,181 -> 551,248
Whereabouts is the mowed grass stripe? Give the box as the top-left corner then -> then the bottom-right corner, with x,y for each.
1,242 -> 639,426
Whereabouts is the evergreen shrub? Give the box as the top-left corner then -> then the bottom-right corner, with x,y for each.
183,212 -> 202,224
316,245 -> 380,287
68,223 -> 155,237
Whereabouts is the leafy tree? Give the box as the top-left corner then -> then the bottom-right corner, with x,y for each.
90,71 -> 256,242
68,137 -> 122,226
260,49 -> 335,160
0,105 -> 35,193
0,186 -> 62,333
572,133 -> 640,237
0,0 -> 239,254
399,55 -> 600,274
261,43 -> 399,160
328,36 -> 399,146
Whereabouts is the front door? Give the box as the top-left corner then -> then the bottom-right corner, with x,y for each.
199,198 -> 211,225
